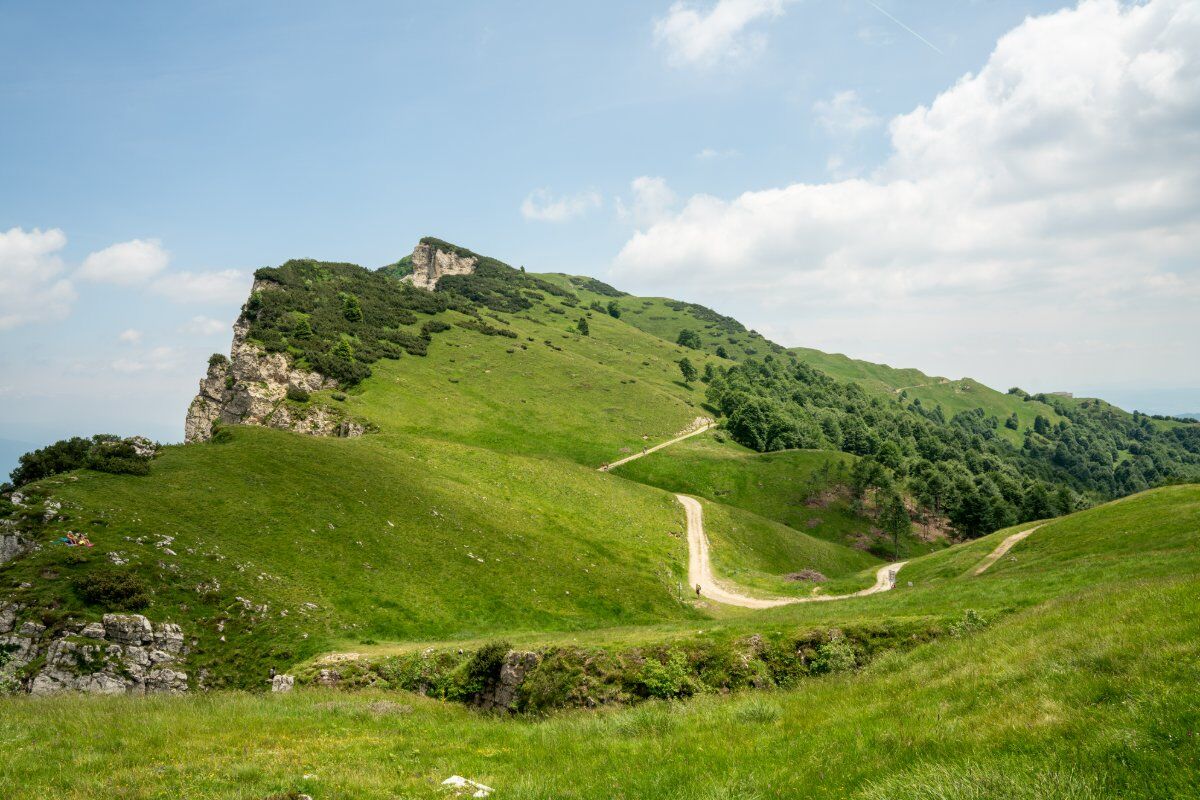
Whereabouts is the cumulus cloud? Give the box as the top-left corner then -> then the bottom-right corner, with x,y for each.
655,0 -> 790,67
616,0 -> 1200,387
78,238 -> 169,285
0,227 -> 76,330
151,270 -> 249,305
181,315 -> 227,336
117,328 -> 143,344
112,346 -> 183,374
616,177 -> 679,229
520,188 -> 603,223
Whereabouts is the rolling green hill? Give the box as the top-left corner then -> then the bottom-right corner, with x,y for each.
2,485 -> 1196,798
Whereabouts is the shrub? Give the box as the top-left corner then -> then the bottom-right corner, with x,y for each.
420,319 -> 452,338
286,385 -> 310,403
637,649 -> 694,699
950,609 -> 989,637
207,353 -> 229,369
811,632 -> 857,674
72,568 -> 151,610
676,329 -> 702,349
462,641 -> 509,699
10,435 -> 152,487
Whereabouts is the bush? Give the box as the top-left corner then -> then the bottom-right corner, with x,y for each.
72,568 -> 151,610
811,632 -> 856,674
9,435 -> 152,487
637,649 -> 694,699
207,353 -> 229,369
421,319 -> 452,338
949,609 -> 989,637
286,385 -> 310,402
462,641 -> 509,698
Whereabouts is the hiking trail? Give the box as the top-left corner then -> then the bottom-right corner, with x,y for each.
677,494 -> 906,609
973,525 -> 1043,575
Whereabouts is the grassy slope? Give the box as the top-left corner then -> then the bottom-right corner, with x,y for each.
612,431 -> 882,549
3,486 -> 1196,799
790,347 -> 1067,446
4,274 -> 881,680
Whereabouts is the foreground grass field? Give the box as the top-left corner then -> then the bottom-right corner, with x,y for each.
2,576 -> 1194,798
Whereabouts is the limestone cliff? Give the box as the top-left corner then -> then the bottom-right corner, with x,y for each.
184,280 -> 362,443
404,240 -> 478,290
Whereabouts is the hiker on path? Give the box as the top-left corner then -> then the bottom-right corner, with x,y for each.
695,584 -> 702,597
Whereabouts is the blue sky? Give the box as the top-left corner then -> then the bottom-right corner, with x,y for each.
2,0 -> 1198,474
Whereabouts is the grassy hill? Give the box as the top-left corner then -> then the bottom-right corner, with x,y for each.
3,485 -> 1196,798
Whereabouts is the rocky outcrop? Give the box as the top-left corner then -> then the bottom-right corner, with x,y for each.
404,241 -> 478,291
476,651 -> 540,712
184,284 -> 351,443
1,526 -> 35,565
0,610 -> 189,695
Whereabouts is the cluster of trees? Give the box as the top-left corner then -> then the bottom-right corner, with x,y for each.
5,435 -> 155,490
705,357 -> 1200,538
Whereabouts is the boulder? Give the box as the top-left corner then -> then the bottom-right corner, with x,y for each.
0,604 -> 17,634
477,651 -> 540,712
80,622 -> 106,640
272,673 -> 295,693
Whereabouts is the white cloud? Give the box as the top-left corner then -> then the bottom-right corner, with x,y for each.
655,0 -> 790,67
181,315 -> 227,336
0,227 -> 76,330
696,147 -> 741,160
520,189 -> 603,223
111,346 -> 183,374
616,0 -> 1200,388
813,90 -> 880,137
616,176 -> 679,228
117,328 -> 143,344
151,270 -> 249,305
78,238 -> 169,285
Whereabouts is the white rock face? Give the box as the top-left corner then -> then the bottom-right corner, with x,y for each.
405,241 -> 478,291
271,673 -> 295,693
184,297 -> 346,444
0,530 -> 34,565
3,613 -> 190,696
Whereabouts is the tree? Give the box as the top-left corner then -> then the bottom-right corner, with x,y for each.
676,329 -> 701,350
1005,412 -> 1019,430
606,301 -> 621,318
576,317 -> 589,336
701,363 -> 716,384
340,293 -> 363,322
879,493 -> 911,561
678,357 -> 698,385
1034,415 -> 1052,435
715,345 -> 729,359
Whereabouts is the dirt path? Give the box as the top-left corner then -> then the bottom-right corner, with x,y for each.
599,421 -> 715,472
973,525 -> 1043,575
677,494 -> 906,609
893,378 -> 952,394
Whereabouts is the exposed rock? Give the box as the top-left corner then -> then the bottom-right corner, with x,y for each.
184,309 -> 357,443
80,622 -> 107,639
405,240 -> 478,291
125,436 -> 159,458
9,491 -> 26,506
103,614 -> 154,645
0,604 -> 17,634
5,615 -> 190,696
1,531 -> 35,565
272,673 -> 295,693
476,651 -> 540,712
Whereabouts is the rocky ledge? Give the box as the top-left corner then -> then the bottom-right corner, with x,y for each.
404,240 -> 478,291
0,606 -> 188,695
184,281 -> 360,443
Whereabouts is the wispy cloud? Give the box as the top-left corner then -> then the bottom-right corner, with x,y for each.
520,188 -> 603,223
654,0 -> 791,68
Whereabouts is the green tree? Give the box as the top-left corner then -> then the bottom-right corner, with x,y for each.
340,293 -> 363,322
715,345 -> 729,359
676,329 -> 701,350
879,493 -> 911,561
701,363 -> 716,384
606,301 -> 621,318
576,316 -> 590,336
678,357 -> 698,385
1005,412 -> 1019,430
1034,414 -> 1052,435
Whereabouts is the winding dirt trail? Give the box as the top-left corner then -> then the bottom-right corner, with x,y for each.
598,422 -> 715,472
973,525 -> 1043,575
677,494 -> 906,609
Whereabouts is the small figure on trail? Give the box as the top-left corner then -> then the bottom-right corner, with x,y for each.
642,446 -> 647,455
695,584 -> 702,597
269,666 -> 276,680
